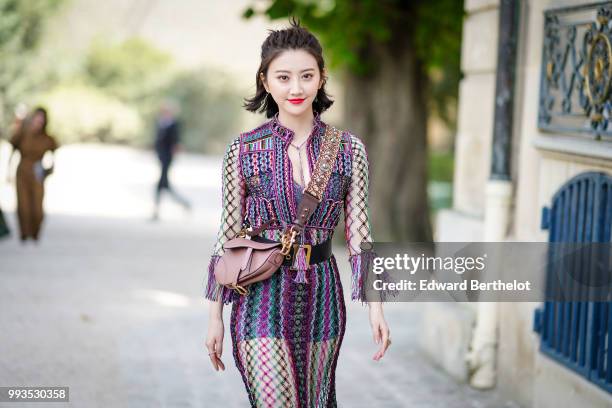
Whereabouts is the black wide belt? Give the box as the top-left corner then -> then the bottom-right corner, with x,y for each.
251,235 -> 333,266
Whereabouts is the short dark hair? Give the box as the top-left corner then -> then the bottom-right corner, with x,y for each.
29,106 -> 48,134
243,16 -> 334,118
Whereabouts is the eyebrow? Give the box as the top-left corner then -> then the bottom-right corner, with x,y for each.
273,68 -> 316,73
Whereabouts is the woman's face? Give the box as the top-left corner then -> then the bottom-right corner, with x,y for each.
262,49 -> 325,117
31,112 -> 46,133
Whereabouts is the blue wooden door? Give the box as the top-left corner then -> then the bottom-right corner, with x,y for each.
534,171 -> 612,393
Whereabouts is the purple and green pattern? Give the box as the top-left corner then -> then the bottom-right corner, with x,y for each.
204,112 -> 378,407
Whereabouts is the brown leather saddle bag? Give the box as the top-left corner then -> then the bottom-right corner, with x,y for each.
213,124 -> 343,296
214,237 -> 285,294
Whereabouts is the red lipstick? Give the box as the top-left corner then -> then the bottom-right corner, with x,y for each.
288,98 -> 305,105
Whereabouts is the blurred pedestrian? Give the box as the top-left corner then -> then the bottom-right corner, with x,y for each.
151,101 -> 191,221
6,107 -> 58,243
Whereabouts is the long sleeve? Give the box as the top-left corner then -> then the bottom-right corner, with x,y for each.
344,134 -> 376,303
9,124 -> 24,150
172,121 -> 181,146
344,134 -> 395,304
204,136 -> 246,304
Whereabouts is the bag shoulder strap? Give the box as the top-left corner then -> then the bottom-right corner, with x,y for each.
292,125 -> 343,234
244,124 -> 343,238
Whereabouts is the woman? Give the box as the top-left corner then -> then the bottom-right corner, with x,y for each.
204,19 -> 391,407
8,107 -> 58,242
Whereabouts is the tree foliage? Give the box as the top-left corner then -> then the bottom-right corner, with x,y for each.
0,0 -> 65,131
80,37 -> 176,139
243,0 -> 463,126
40,84 -> 144,144
39,38 -> 243,151
84,37 -> 173,103
163,68 -> 244,154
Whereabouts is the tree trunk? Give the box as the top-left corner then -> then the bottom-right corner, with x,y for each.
343,33 -> 432,243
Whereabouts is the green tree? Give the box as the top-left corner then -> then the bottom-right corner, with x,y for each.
244,0 -> 463,242
82,38 -> 244,151
0,0 -> 65,132
84,37 -> 173,115
163,68 -> 244,154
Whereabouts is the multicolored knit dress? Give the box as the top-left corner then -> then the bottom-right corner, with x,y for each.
204,112 -> 375,407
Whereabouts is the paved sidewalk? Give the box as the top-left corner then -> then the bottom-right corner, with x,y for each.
0,144 -> 521,407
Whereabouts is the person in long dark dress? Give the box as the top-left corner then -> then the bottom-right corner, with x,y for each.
152,102 -> 191,220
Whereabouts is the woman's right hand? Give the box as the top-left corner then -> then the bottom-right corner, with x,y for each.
205,316 -> 226,371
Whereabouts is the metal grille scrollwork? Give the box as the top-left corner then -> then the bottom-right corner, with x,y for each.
539,2 -> 612,140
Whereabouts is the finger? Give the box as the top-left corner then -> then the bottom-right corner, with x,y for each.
215,340 -> 223,358
380,329 -> 391,358
210,354 -> 219,371
372,333 -> 388,361
381,328 -> 389,349
211,354 -> 219,370
207,341 -> 219,369
378,327 -> 386,352
376,342 -> 385,359
373,340 -> 385,360
216,356 -> 226,371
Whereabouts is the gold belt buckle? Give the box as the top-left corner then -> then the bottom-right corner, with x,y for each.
228,283 -> 249,296
289,243 -> 312,270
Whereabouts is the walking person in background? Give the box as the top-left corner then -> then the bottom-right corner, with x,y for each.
6,107 -> 58,243
151,101 -> 191,221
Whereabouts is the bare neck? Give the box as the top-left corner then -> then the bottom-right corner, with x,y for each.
278,110 -> 315,146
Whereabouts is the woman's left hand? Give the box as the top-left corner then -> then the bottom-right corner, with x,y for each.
369,302 -> 391,361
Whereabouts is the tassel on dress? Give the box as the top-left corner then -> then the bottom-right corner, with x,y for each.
350,250 -> 399,303
292,245 -> 309,284
359,250 -> 376,302
205,255 -> 234,304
